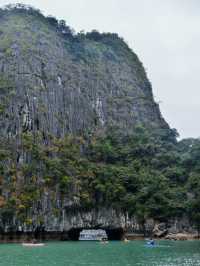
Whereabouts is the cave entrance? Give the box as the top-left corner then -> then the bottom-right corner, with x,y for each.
68,228 -> 82,241
105,228 -> 124,240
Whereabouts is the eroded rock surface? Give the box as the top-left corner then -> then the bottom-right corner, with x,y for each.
0,6 -> 181,238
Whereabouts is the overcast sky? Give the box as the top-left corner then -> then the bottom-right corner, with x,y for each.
0,0 -> 199,139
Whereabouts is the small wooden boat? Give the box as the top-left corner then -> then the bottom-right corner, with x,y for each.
22,243 -> 45,247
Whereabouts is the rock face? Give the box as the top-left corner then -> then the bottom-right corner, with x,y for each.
0,6 -> 168,141
0,5 -> 173,239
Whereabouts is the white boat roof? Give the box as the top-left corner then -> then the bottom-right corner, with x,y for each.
80,229 -> 107,235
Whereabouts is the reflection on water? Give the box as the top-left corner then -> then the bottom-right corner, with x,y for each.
0,240 -> 199,266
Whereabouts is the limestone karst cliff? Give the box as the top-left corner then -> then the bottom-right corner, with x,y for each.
0,5 -> 198,241
0,5 -> 169,140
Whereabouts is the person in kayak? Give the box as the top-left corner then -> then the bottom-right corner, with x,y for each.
149,238 -> 155,245
146,238 -> 155,246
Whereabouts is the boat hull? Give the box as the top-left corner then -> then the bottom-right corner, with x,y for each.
22,243 -> 45,247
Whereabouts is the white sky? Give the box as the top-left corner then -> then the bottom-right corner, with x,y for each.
0,0 -> 200,139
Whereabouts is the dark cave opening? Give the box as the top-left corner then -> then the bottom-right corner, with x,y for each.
105,228 -> 124,240
68,228 -> 82,241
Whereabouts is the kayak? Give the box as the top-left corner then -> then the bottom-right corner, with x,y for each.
145,242 -> 156,247
22,243 -> 45,247
145,244 -> 157,248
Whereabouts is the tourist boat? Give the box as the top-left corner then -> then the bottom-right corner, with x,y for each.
79,229 -> 108,241
22,243 -> 45,247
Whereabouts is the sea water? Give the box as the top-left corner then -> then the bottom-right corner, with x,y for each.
0,240 -> 199,266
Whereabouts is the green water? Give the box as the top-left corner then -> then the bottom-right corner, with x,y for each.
0,240 -> 200,266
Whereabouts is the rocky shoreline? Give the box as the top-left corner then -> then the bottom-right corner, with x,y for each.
0,229 -> 197,243
0,209 -> 198,242
125,233 -> 199,241
151,221 -> 198,240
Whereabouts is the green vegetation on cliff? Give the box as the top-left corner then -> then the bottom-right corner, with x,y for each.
0,125 -> 200,233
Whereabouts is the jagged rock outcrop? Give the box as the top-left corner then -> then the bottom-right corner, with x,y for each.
153,223 -> 168,237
